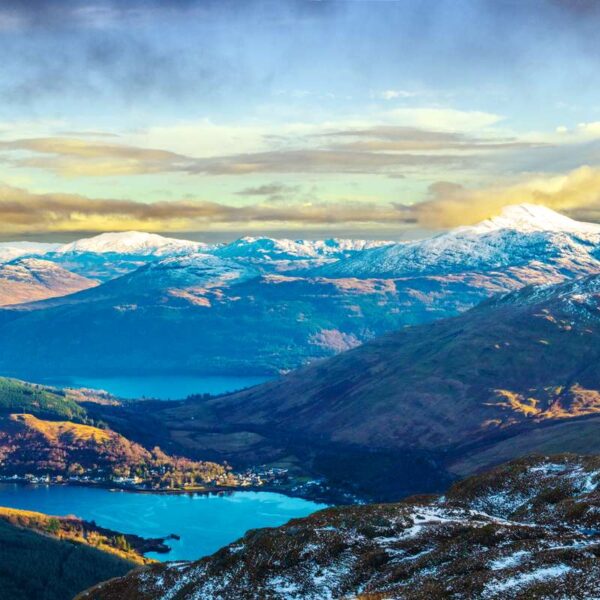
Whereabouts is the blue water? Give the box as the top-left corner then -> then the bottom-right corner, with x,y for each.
0,484 -> 326,561
34,374 -> 272,400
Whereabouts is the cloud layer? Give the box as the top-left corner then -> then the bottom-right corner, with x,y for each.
4,163 -> 600,235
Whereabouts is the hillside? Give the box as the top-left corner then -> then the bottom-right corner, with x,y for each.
2,205 -> 600,378
0,506 -> 156,564
80,454 -> 600,600
119,273 -> 600,500
0,377 -> 87,421
0,377 -> 237,491
0,516 -> 135,600
0,257 -> 97,306
0,412 -> 234,490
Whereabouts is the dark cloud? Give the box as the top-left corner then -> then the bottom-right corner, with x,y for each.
2,0 -> 600,115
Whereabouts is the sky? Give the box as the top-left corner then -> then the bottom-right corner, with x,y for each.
3,0 -> 600,240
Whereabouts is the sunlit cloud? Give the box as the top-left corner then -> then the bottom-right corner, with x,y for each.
402,165 -> 600,228
0,182 -> 415,234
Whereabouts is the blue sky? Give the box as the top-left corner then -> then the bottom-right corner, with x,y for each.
2,0 -> 600,239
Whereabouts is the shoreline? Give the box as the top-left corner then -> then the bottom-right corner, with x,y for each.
0,476 -> 347,505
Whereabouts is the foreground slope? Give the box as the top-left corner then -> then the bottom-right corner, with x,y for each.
81,454 -> 600,600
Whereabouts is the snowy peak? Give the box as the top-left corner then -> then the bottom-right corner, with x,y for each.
0,241 -> 59,263
215,236 -> 391,261
55,231 -> 208,256
318,204 -> 600,278
471,203 -> 600,234
117,252 -> 259,293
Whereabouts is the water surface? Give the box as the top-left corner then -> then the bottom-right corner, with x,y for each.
34,374 -> 272,400
0,484 -> 325,561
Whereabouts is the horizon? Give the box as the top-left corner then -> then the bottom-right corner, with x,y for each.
0,201 -> 586,244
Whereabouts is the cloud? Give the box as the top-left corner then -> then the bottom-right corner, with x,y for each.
0,182 -> 415,234
400,165 -> 600,228
235,183 -> 303,202
0,127 -> 520,178
320,126 -> 545,152
0,135 -> 474,178
5,162 -> 600,235
385,108 -> 503,131
371,90 -> 417,101
0,137 -> 194,176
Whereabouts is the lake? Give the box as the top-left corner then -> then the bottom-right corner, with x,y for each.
32,374 -> 273,400
0,483 -> 326,561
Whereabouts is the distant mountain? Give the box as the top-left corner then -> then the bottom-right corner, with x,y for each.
0,258 -> 97,306
131,272 -> 600,500
1,204 -> 600,378
47,231 -> 213,280
214,236 -> 391,271
318,204 -> 600,277
0,241 -> 59,262
83,454 -> 600,600
54,231 -> 208,256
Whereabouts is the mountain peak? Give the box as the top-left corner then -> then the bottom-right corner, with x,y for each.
55,231 -> 207,255
473,203 -> 600,233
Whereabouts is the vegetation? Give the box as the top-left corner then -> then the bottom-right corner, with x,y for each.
0,377 -> 87,421
0,506 -> 151,564
0,517 -> 135,600
0,412 -> 235,490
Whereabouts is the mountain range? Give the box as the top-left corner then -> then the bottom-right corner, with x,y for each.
1,204 -> 600,379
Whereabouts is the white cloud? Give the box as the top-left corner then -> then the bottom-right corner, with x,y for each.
386,107 -> 503,131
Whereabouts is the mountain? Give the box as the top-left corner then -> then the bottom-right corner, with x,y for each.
2,204 -> 600,379
124,272 -> 600,500
81,454 -> 600,600
47,231 -> 213,280
54,231 -> 207,256
214,236 -> 391,271
0,257 -> 97,306
0,241 -> 58,262
318,203 -> 600,278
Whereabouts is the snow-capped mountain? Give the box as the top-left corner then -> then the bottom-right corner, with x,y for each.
109,253 -> 258,295
319,204 -> 600,278
0,258 -> 97,306
45,232 -> 215,281
215,236 -> 390,260
0,241 -> 59,263
3,203 -> 600,378
54,231 -> 209,256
